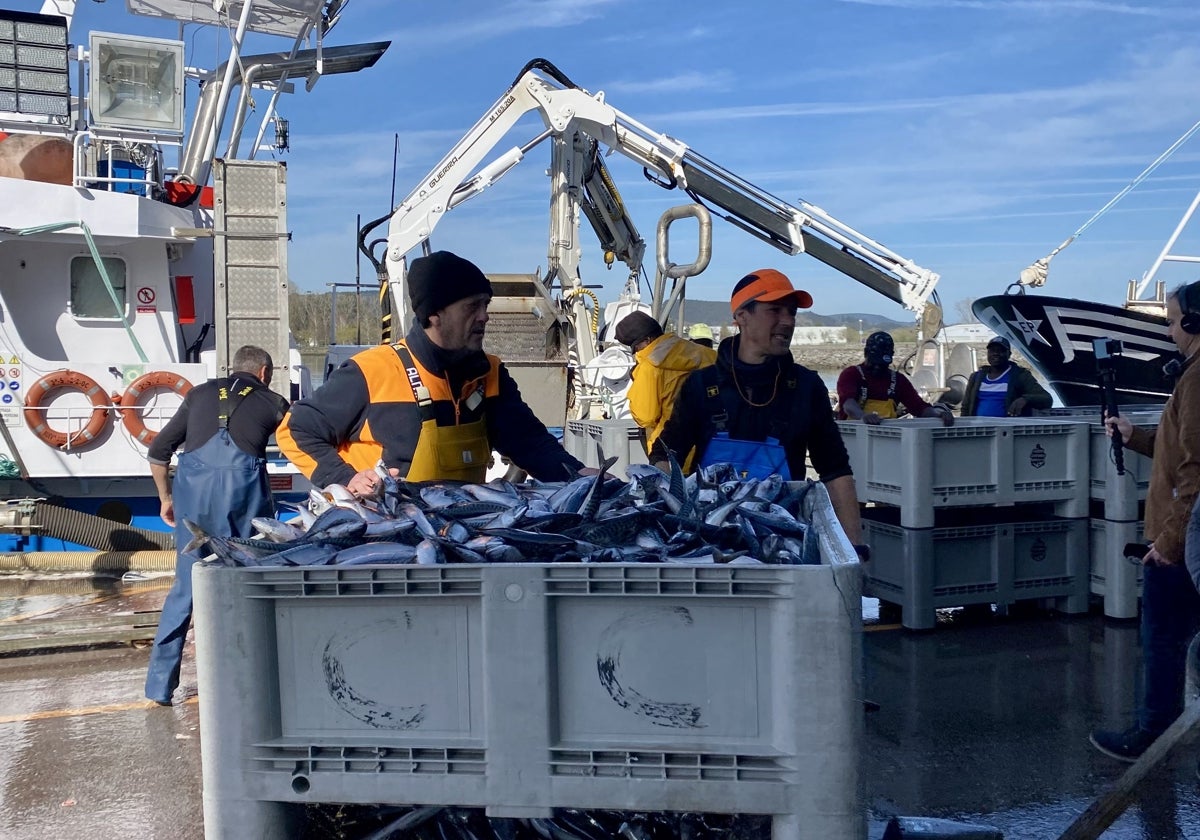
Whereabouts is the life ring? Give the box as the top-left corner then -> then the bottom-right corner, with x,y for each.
118,371 -> 192,445
23,370 -> 110,450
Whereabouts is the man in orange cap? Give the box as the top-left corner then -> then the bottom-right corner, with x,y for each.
650,269 -> 864,548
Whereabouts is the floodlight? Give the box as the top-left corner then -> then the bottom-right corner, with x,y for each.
89,32 -> 184,133
0,10 -> 69,120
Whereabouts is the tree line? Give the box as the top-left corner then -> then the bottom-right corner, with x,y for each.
290,286 -> 382,347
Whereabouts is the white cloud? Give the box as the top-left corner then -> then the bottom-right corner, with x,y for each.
380,0 -> 628,50
601,71 -> 734,96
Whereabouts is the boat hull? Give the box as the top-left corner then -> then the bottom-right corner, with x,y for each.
973,294 -> 1177,406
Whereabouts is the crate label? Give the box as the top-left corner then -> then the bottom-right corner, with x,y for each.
1030,443 -> 1047,469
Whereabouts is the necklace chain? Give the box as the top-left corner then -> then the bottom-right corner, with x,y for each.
731,362 -> 780,407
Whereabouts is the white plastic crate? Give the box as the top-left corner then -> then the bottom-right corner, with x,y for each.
194,556 -> 863,839
1088,517 -> 1145,620
862,510 -> 1089,630
838,417 -> 1090,528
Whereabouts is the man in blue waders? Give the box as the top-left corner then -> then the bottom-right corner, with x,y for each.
649,268 -> 866,556
143,345 -> 289,706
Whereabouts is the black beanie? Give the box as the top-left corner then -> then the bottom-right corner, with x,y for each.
614,311 -> 663,347
408,251 -> 492,322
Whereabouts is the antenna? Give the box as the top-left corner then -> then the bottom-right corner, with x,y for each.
390,132 -> 399,211
355,213 -> 362,345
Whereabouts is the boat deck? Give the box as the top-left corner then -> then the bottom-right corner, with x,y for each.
0,577 -> 1197,839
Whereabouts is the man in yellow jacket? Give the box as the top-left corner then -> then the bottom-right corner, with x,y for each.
615,311 -> 717,454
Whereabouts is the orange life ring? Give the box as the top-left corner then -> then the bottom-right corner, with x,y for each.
23,370 -> 110,450
118,371 -> 192,445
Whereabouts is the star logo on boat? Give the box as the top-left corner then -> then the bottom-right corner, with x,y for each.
1007,315 -> 1050,347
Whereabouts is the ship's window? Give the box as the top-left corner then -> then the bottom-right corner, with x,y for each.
69,256 -> 127,319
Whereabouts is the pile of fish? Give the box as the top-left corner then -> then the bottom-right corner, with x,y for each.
186,459 -> 825,568
302,804 -> 772,840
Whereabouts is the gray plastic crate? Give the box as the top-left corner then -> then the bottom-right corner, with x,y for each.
1034,404 -> 1165,418
838,417 -> 1090,528
862,511 -> 1089,630
564,420 -> 588,462
1086,410 -> 1160,520
194,556 -> 863,839
1089,517 -> 1145,620
574,418 -> 647,479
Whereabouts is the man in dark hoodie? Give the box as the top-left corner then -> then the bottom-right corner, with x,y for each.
650,268 -> 863,546
277,251 -> 586,494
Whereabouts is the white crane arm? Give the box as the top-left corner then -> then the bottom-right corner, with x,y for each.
384,60 -> 939,321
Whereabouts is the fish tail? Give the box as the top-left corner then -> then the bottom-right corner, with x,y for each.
181,519 -> 209,557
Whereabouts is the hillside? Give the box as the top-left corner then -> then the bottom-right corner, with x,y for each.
681,299 -> 910,331
287,289 -> 914,350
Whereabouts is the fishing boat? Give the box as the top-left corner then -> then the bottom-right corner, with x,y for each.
971,124 -> 1200,407
0,0 -> 387,552
970,291 -> 1175,406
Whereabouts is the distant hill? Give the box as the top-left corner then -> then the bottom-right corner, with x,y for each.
679,299 -> 910,330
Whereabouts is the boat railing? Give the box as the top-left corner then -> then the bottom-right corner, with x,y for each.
69,128 -> 181,195
22,397 -> 180,450
0,122 -> 180,197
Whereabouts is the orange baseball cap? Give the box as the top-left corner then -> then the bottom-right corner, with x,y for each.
729,269 -> 813,315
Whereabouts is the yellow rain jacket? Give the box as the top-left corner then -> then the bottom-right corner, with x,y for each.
627,334 -> 717,452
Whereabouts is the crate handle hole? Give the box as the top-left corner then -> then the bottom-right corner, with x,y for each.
291,774 -> 311,794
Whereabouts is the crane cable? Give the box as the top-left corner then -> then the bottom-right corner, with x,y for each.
1019,116 -> 1200,288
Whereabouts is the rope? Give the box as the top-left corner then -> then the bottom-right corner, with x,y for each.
8,221 -> 149,362
1021,116 -> 1200,286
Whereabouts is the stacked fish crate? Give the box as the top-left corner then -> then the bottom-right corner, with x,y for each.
562,418 -> 648,479
192,541 -> 865,838
1035,406 -> 1161,620
841,417 -> 1092,630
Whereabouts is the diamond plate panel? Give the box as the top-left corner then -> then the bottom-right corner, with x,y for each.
213,159 -> 290,400
227,268 -> 283,317
225,216 -> 281,266
230,320 -> 283,352
222,165 -> 284,216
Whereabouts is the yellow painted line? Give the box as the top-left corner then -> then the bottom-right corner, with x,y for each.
0,695 -> 197,724
864,622 -> 903,632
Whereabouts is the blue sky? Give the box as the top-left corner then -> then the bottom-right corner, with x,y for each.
41,0 -> 1200,323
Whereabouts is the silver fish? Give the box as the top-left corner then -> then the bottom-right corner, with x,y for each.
463,481 -> 521,505
398,502 -> 438,539
334,542 -> 418,565
415,538 -> 444,565
251,517 -> 307,543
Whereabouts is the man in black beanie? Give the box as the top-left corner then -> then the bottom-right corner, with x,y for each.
279,251 -> 588,493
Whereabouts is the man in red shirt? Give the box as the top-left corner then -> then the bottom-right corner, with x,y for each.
837,331 -> 953,425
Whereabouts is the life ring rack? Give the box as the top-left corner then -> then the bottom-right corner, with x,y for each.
118,371 -> 192,445
23,370 -> 111,450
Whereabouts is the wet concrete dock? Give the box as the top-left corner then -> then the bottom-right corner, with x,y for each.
1,575 -> 1198,839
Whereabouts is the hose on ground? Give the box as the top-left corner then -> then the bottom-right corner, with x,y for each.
33,500 -> 174,552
